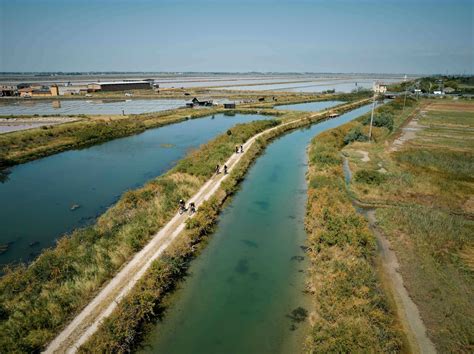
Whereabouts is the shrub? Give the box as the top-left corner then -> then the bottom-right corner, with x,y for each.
343,126 -> 368,145
354,169 -> 386,185
363,113 -> 394,131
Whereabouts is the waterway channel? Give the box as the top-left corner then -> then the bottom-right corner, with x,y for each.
0,113 -> 273,267
139,103 -> 373,354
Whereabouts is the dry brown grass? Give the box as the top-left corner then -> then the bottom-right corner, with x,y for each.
347,98 -> 474,352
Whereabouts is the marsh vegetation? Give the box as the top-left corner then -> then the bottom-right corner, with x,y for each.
343,98 -> 474,352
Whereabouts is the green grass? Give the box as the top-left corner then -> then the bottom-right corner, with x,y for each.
344,98 -> 474,352
377,205 -> 474,352
0,107 -> 224,167
395,148 -> 473,180
304,118 -> 403,352
0,119 -> 277,353
0,91 -> 370,169
419,110 -> 474,127
0,98 -> 371,352
79,99 -> 372,352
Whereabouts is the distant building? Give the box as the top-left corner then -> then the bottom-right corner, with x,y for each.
0,85 -> 17,97
87,81 -> 151,92
17,83 -> 31,90
373,82 -> 388,94
50,84 -> 59,96
433,90 -> 444,95
444,87 -> 455,94
224,103 -> 236,109
18,85 -> 59,97
189,97 -> 213,107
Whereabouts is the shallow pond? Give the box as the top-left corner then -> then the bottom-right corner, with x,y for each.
0,99 -> 186,116
275,100 -> 343,112
0,113 -> 272,266
139,104 -> 374,354
218,78 -> 401,93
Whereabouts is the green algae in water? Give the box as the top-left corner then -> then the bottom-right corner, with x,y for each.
139,104 -> 374,354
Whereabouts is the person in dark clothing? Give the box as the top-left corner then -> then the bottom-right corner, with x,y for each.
178,199 -> 186,214
240,145 -> 244,153
215,164 -> 220,174
235,146 -> 239,153
224,165 -> 228,174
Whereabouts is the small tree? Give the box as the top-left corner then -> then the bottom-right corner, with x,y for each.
363,113 -> 394,131
344,127 -> 368,145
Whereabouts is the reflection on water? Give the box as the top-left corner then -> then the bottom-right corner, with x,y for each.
275,100 -> 343,112
220,78 -> 401,93
140,103 -> 374,354
0,99 -> 186,115
0,113 -> 272,267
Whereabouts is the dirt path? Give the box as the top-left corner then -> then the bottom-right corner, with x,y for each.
343,152 -> 436,353
0,117 -> 80,134
46,124 -> 269,353
367,210 -> 437,354
45,100 -> 366,353
356,149 -> 370,162
390,105 -> 429,152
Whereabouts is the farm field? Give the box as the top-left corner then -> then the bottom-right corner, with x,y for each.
344,99 -> 474,352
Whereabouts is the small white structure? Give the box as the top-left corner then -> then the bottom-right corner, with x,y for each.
433,90 -> 444,95
373,82 -> 387,94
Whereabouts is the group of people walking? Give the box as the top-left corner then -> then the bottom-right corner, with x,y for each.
178,144 -> 245,215
178,199 -> 196,215
215,164 -> 228,175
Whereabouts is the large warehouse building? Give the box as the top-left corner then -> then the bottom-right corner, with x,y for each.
87,81 -> 151,92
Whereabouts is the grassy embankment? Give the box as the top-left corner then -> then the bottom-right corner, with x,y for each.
303,98 -> 413,352
0,106 -> 226,168
0,119 -> 278,352
76,99 -> 371,352
0,98 -> 368,352
343,99 -> 473,352
0,91 -> 371,169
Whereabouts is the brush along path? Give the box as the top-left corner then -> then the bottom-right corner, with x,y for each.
45,98 -> 368,353
366,210 -> 436,354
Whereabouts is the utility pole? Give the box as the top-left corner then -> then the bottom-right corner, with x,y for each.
368,85 -> 376,142
403,84 -> 409,111
402,74 -> 408,111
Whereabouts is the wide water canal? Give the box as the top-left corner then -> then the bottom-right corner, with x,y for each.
0,113 -> 272,266
139,104 -> 373,354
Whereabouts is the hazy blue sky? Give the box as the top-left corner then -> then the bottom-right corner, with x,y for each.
1,0 -> 473,74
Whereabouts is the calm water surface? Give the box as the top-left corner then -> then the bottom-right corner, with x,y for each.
0,99 -> 186,115
275,100 -> 343,112
0,113 -> 272,266
220,78 -> 401,92
139,103 -> 373,354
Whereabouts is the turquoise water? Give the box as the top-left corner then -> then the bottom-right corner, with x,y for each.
140,104 -> 373,354
0,113 -> 272,267
275,100 -> 343,112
